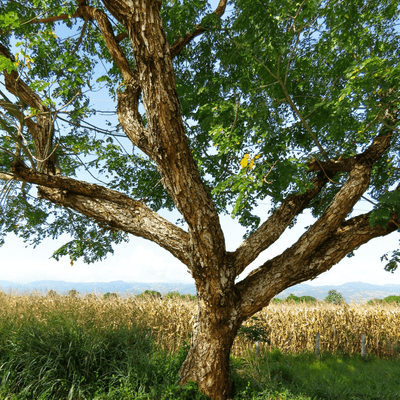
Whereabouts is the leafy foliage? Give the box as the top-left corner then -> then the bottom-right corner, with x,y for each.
165,291 -> 197,301
368,295 -> 400,305
137,290 -> 162,299
285,294 -> 318,304
0,0 -> 399,263
238,316 -> 270,344
324,290 -> 345,305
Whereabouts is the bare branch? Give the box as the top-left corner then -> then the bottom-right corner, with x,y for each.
0,172 -> 15,181
307,157 -> 353,173
117,80 -> 154,158
25,12 -> 82,25
0,44 -> 47,111
307,133 -> 393,173
115,32 -> 128,43
24,1 -> 89,24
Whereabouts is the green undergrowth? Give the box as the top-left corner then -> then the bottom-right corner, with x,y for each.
0,309 -> 399,400
231,348 -> 400,399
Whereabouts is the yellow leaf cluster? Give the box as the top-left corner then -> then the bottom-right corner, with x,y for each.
240,153 -> 258,170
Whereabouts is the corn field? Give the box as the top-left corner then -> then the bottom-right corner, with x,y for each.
237,302 -> 400,358
1,291 -> 399,358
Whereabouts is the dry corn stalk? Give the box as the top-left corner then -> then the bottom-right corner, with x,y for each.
1,291 -> 399,358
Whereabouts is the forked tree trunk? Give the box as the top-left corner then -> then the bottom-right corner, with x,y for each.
179,299 -> 243,400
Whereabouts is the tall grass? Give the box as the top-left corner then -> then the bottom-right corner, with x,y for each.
0,291 -> 202,400
0,291 -> 399,399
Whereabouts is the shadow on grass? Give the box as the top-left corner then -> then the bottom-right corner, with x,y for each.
230,348 -> 400,400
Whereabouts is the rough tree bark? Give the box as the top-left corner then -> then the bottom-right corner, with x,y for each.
1,1 -> 399,399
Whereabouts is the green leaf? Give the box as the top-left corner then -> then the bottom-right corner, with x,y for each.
0,11 -> 20,30
0,55 -> 17,73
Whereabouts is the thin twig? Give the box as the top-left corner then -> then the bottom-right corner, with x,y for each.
263,160 -> 278,184
140,178 -> 163,203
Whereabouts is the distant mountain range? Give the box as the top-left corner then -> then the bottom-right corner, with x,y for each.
0,280 -> 196,297
0,280 -> 399,303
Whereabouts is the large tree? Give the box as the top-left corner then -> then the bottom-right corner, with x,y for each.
1,0 -> 399,398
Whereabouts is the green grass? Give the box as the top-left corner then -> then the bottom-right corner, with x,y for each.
0,298 -> 399,400
231,348 -> 400,399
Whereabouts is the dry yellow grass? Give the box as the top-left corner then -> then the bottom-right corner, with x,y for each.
1,291 -> 399,358
236,301 -> 400,358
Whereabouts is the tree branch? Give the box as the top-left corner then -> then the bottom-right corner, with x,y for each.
0,44 -> 55,173
0,172 -> 15,181
237,210 -> 399,318
0,44 -> 47,111
307,133 -> 393,173
24,3 -> 134,81
10,160 -> 190,265
117,80 -> 154,158
25,11 -> 84,24
78,6 -> 134,81
233,172 -> 331,276
170,0 -> 228,58
236,133 -> 392,316
39,186 -> 191,266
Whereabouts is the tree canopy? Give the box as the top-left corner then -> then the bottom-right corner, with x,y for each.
0,0 -> 399,268
1,0 -> 399,398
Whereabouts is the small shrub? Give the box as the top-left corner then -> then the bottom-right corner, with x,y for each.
285,294 -> 318,304
163,291 -> 196,301
137,290 -> 162,299
286,294 -> 301,303
165,291 -> 183,299
239,316 -> 270,344
300,295 -> 318,304
368,298 -> 384,305
104,292 -> 118,300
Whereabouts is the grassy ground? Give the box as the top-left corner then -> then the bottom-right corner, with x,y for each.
231,349 -> 400,399
0,292 -> 399,399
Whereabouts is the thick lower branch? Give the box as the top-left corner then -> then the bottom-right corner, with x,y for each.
10,161 -> 190,264
38,186 -> 191,266
306,212 -> 399,277
11,160 -> 139,208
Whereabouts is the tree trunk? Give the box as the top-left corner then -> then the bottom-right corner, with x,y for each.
179,302 -> 242,400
